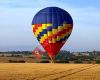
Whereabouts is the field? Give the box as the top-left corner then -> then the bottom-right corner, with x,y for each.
0,63 -> 100,80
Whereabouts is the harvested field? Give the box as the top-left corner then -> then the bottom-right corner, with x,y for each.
0,63 -> 100,80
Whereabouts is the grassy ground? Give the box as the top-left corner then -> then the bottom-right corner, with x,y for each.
0,63 -> 100,80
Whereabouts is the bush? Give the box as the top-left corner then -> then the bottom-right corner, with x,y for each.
39,60 -> 50,63
8,60 -> 25,63
74,60 -> 82,63
96,60 -> 100,64
9,60 -> 18,63
18,60 -> 25,63
56,60 -> 69,63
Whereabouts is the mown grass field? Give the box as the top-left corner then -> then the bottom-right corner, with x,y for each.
0,63 -> 100,80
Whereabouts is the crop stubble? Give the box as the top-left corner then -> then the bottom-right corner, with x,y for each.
0,63 -> 100,80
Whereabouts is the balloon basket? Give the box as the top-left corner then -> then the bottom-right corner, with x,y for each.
49,56 -> 55,63
50,59 -> 55,63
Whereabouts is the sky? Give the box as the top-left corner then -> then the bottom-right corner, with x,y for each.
0,0 -> 100,52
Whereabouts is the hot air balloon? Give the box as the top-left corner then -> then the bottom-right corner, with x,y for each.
32,47 -> 44,59
32,7 -> 73,62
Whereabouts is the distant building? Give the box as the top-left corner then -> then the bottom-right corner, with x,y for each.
72,52 -> 90,56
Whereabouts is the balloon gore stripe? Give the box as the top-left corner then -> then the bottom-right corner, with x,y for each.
32,23 -> 72,43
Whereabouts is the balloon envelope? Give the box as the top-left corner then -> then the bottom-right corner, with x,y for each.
32,47 -> 44,59
32,7 -> 73,59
